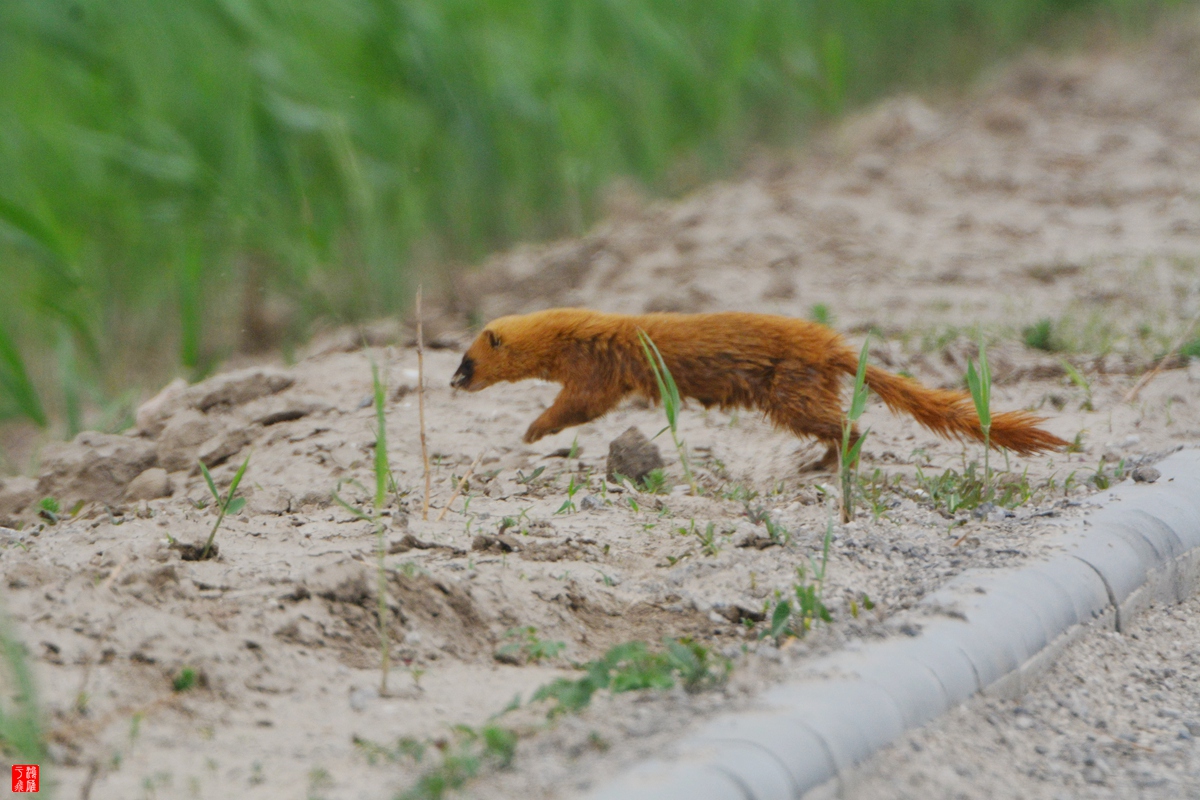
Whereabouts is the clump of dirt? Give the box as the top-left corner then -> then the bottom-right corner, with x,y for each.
2,15 -> 1200,800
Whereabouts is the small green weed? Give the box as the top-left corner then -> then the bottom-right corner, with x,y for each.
330,360 -> 393,694
0,612 -> 44,764
766,521 -> 834,641
1060,359 -> 1094,411
721,484 -> 758,503
397,724 -> 517,800
809,303 -> 833,327
1090,458 -> 1125,490
849,594 -> 876,619
555,475 -> 580,515
172,667 -> 198,692
198,453 -> 250,560
637,330 -> 698,495
839,338 -> 871,523
495,627 -> 565,664
639,469 -> 670,495
965,339 -> 993,489
530,639 -> 728,718
1023,318 -> 1065,352
677,520 -> 720,557
745,503 -> 790,545
514,466 -> 546,486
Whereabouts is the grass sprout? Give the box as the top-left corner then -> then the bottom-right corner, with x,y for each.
495,627 -> 565,665
840,338 -> 871,523
767,520 -> 834,641
198,453 -> 250,560
531,639 -> 728,718
965,339 -> 993,489
332,359 -> 392,694
637,330 -> 697,495
0,610 -> 43,764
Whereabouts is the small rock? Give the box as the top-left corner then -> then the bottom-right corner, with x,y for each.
471,534 -> 521,553
972,502 -> 997,521
606,427 -> 664,484
715,605 -> 766,624
125,468 -> 172,501
1015,716 -> 1034,730
579,495 -> 603,511
1185,721 -> 1200,737
1132,466 -> 1160,484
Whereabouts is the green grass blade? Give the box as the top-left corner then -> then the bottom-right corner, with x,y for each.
199,461 -> 220,502
0,323 -> 46,426
849,337 -> 871,421
224,453 -> 251,509
331,491 -> 372,522
371,360 -> 388,512
0,611 -> 44,764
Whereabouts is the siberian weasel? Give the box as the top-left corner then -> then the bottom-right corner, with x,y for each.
450,308 -> 1066,468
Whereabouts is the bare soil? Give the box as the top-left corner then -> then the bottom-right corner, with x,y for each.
3,15 -> 1200,800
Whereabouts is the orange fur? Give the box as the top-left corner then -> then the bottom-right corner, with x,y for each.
450,309 -> 1067,465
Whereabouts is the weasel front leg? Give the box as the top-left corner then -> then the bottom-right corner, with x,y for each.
524,386 -> 622,443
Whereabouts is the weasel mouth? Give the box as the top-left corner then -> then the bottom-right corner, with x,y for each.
450,357 -> 474,389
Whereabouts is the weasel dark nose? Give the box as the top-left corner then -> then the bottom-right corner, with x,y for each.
450,356 -> 474,389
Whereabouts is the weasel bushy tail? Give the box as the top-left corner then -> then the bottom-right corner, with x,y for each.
833,351 -> 1067,455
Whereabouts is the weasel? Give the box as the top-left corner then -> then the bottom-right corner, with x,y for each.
450,309 -> 1067,468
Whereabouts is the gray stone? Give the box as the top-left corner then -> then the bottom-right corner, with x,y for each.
579,494 -> 603,511
1132,465 -> 1161,483
606,427 -> 664,484
125,468 -> 172,501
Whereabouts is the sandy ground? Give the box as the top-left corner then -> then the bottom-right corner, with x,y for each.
2,13 -> 1200,800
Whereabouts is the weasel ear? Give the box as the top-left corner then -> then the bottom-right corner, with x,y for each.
485,330 -> 501,349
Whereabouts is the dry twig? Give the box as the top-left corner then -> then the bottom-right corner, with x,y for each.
1123,309 -> 1200,403
435,450 -> 486,522
417,287 -> 432,520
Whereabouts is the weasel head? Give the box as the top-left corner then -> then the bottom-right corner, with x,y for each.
451,315 -> 547,391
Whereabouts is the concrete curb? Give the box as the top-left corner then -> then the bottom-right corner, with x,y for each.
583,447 -> 1200,800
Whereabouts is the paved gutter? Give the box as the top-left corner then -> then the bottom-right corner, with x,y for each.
583,447 -> 1200,800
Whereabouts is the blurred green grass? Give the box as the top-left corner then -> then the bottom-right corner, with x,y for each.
0,0 -> 1178,434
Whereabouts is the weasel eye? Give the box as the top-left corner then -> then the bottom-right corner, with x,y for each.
486,331 -> 501,348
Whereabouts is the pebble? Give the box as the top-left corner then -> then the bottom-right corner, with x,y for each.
1132,466 -> 1161,483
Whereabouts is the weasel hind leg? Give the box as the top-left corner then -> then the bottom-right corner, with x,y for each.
765,369 -> 853,472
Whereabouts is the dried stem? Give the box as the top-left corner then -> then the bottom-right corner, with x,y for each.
417,287 -> 431,520
435,450 -> 486,522
1123,309 -> 1200,403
